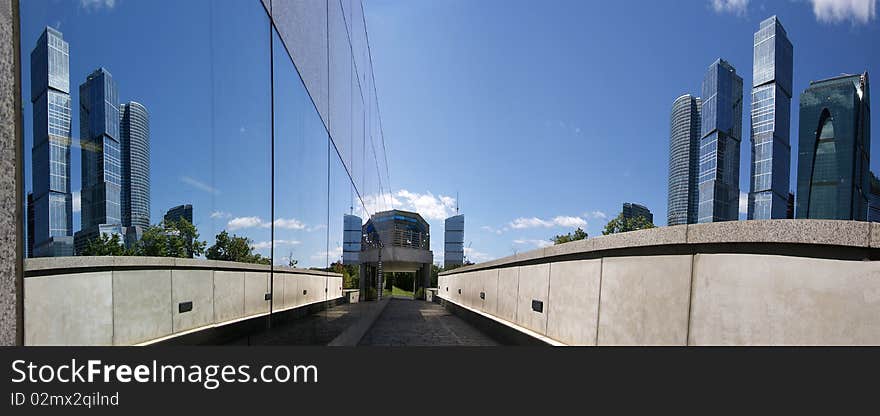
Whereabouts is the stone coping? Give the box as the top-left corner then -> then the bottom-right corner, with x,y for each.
24,256 -> 342,277
440,220 -> 880,275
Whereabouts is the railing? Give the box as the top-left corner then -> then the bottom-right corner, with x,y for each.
363,228 -> 429,250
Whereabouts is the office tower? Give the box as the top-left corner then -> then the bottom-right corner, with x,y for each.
26,193 -> 34,258
698,59 -> 743,223
796,73 -> 870,221
869,173 -> 880,222
787,192 -> 795,219
119,102 -> 150,229
30,27 -> 74,257
622,203 -> 653,224
748,16 -> 794,220
444,214 -> 464,268
343,214 -> 362,265
668,94 -> 702,226
164,204 -> 193,225
74,68 -> 124,253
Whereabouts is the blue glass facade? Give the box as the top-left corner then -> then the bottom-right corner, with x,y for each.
796,73 -> 871,221
668,94 -> 701,226
119,101 -> 150,229
748,16 -> 793,220
76,68 -> 123,252
698,59 -> 743,223
30,27 -> 73,257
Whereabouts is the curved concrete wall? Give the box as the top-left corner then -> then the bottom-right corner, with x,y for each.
23,257 -> 343,346
438,220 -> 880,346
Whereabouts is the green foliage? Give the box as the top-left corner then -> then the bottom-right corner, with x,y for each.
80,233 -> 131,256
206,230 -> 270,265
602,214 -> 656,235
552,227 -> 588,245
134,218 -> 206,258
414,287 -> 425,300
331,262 -> 360,289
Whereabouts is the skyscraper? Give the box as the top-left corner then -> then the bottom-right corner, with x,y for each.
342,214 -> 362,265
796,73 -> 871,221
26,193 -> 34,258
698,59 -> 743,223
75,68 -> 124,253
30,27 -> 74,257
748,16 -> 793,220
868,173 -> 880,222
119,101 -> 150,230
164,204 -> 193,225
668,94 -> 702,226
622,203 -> 653,224
444,214 -> 464,268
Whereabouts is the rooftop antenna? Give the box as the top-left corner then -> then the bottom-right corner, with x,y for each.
456,191 -> 460,215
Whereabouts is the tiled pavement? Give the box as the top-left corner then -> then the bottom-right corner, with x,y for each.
358,298 -> 498,346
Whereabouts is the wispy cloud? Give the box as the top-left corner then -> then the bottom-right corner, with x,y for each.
226,216 -> 310,231
210,210 -> 231,219
508,215 -> 586,229
464,247 -> 491,262
72,191 -> 81,213
251,239 -> 301,250
587,210 -> 607,220
710,0 -> 749,15
311,245 -> 343,261
80,0 -> 117,12
356,189 -> 457,220
481,225 -> 504,235
810,0 -> 876,24
180,176 -> 219,195
513,239 -> 554,249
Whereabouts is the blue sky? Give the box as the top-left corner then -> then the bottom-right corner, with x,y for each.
19,0 -> 880,267
363,0 -> 880,262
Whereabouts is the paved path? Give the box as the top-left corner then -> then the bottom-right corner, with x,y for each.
359,298 -> 498,346
227,302 -> 368,345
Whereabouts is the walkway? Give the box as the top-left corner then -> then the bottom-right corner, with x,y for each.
359,298 -> 498,346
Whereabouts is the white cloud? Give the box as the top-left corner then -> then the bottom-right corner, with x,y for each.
355,189 -> 457,220
251,239 -> 301,250
210,210 -> 231,219
810,0 -> 876,24
508,215 -> 587,229
80,0 -> 116,11
227,216 -> 263,231
72,191 -> 80,213
464,247 -> 492,263
311,245 -> 343,261
711,0 -> 749,15
226,216 -> 310,231
180,176 -> 219,195
739,192 -> 748,215
513,239 -> 554,249
481,225 -> 504,235
588,210 -> 608,220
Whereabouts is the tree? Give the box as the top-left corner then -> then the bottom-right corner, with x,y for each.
552,227 -> 588,245
206,230 -> 270,265
80,233 -> 131,256
133,218 -> 206,258
602,214 -> 655,235
331,261 -> 359,289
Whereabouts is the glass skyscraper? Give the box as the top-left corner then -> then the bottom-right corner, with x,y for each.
796,73 -> 871,221
30,27 -> 74,257
668,94 -> 701,226
119,101 -> 150,229
698,59 -> 743,223
444,214 -> 464,268
748,16 -> 793,220
75,68 -> 124,252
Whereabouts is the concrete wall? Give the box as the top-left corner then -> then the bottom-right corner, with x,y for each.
438,221 -> 880,346
23,258 -> 343,345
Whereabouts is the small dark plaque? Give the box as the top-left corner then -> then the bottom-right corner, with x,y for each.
303,289 -> 308,295
325,287 -> 328,292
178,301 -> 193,313
446,287 -> 449,292
264,293 -> 272,301
531,300 -> 543,313
458,288 -> 461,294
480,292 -> 485,300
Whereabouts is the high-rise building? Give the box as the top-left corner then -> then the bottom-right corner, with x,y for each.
75,68 -> 124,253
164,204 -> 193,225
342,214 -> 362,265
120,101 -> 150,229
444,214 -> 464,268
622,203 -> 653,224
30,27 -> 74,257
787,192 -> 795,219
26,193 -> 34,258
868,173 -> 880,222
796,73 -> 870,221
748,16 -> 793,220
698,59 -> 743,223
668,94 -> 702,226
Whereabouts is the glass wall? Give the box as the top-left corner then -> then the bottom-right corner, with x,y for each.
19,0 -> 392,343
